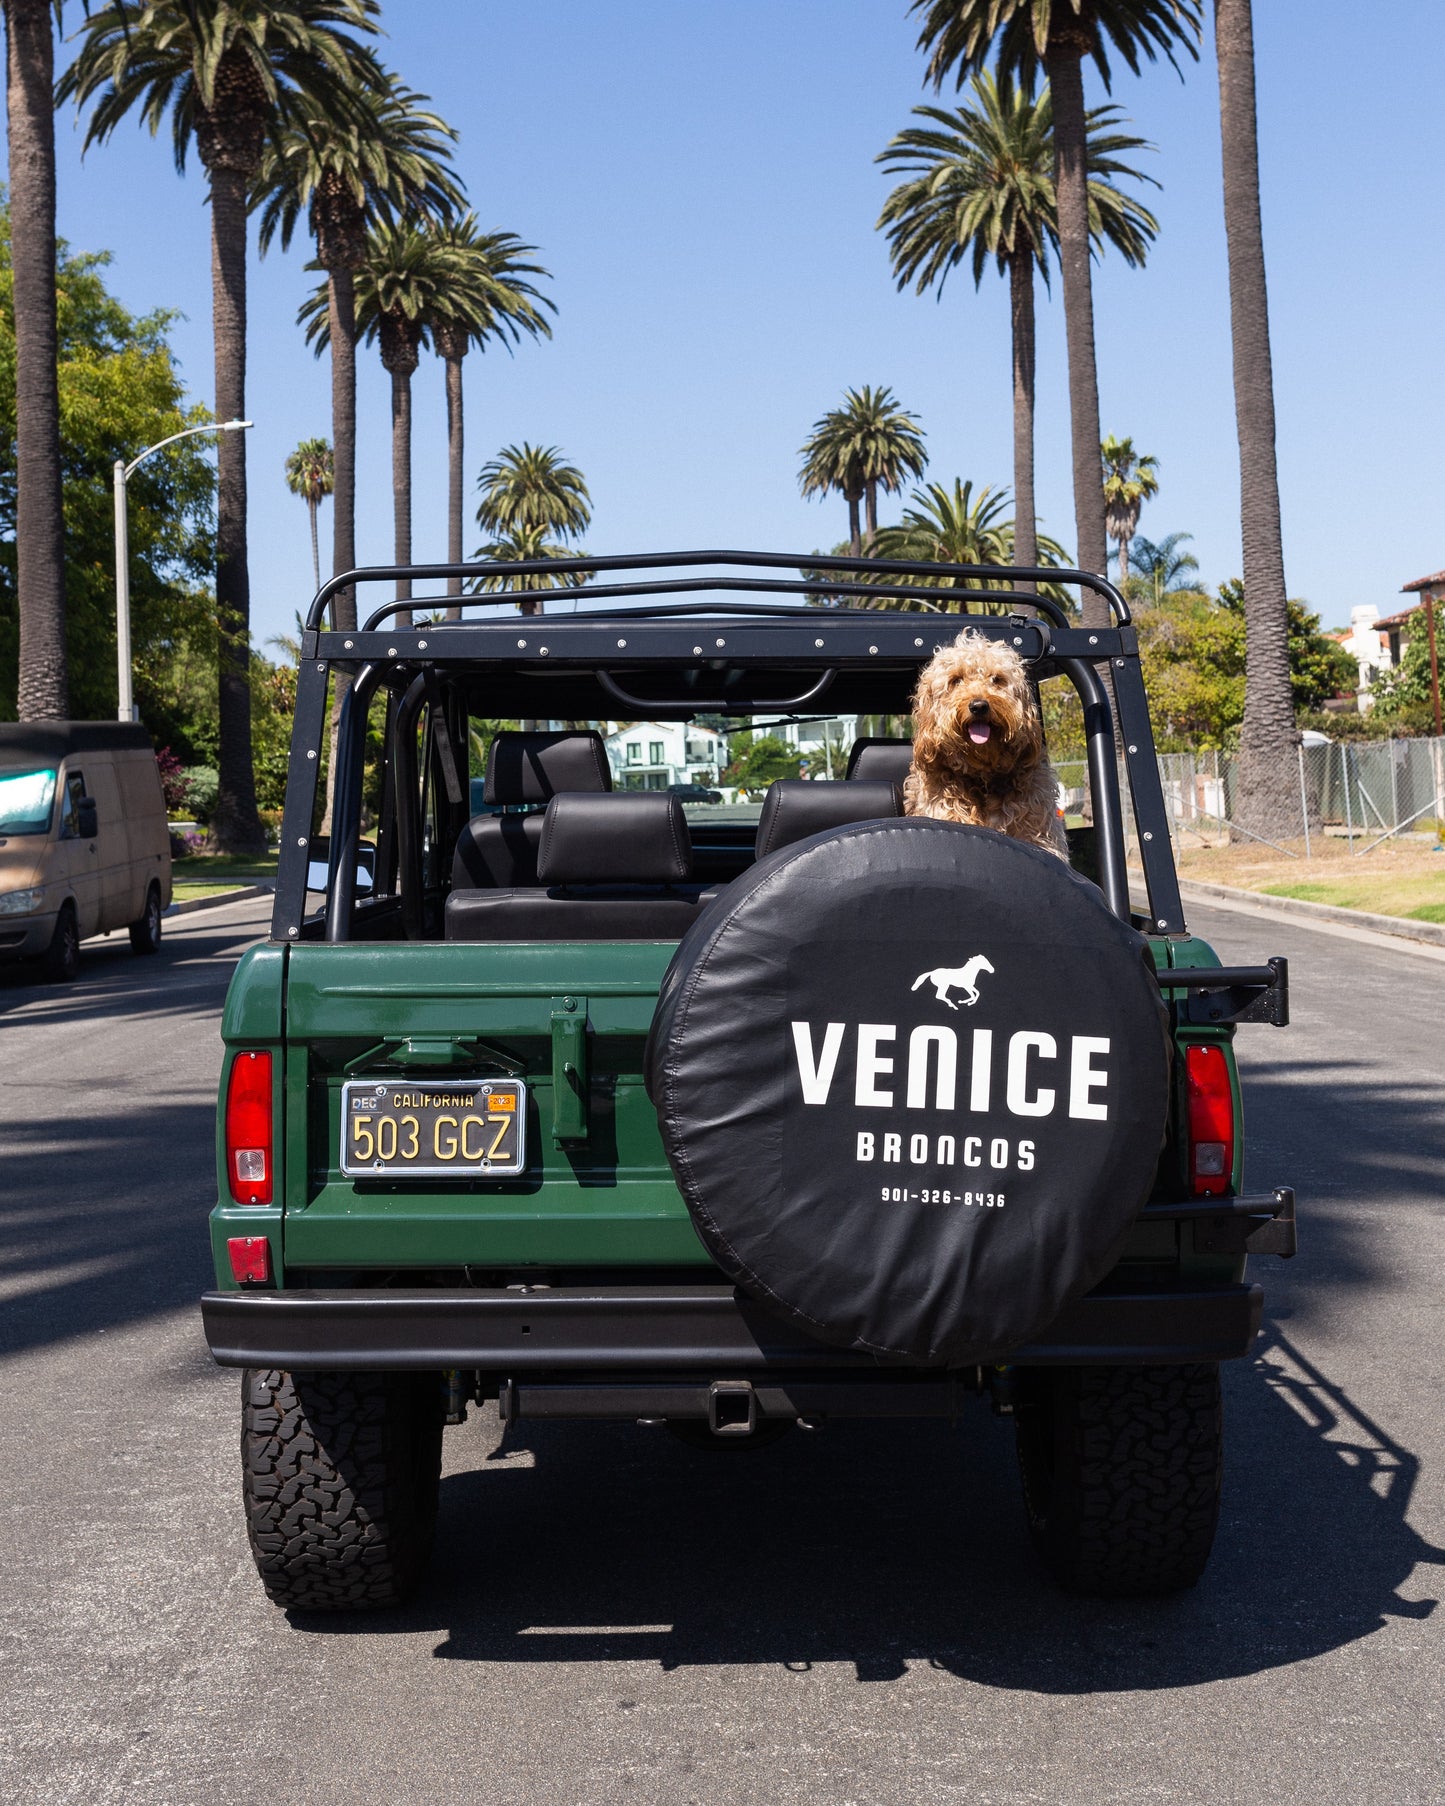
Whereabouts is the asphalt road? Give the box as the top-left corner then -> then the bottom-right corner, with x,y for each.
2,893 -> 1443,1805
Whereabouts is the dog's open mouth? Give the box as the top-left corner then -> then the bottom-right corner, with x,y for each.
967,721 -> 993,745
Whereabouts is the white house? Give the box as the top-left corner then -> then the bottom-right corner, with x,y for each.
754,715 -> 856,778
1333,605 -> 1392,708
603,721 -> 728,790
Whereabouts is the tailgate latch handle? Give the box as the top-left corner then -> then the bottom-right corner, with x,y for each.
550,996 -> 589,1145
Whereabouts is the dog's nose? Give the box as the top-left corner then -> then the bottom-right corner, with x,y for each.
968,699 -> 990,718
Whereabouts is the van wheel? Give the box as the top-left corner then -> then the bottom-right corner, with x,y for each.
241,1369 -> 444,1611
40,903 -> 80,983
128,883 -> 162,954
1015,1364 -> 1223,1597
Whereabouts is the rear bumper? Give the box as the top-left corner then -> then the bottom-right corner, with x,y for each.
201,1281 -> 1264,1373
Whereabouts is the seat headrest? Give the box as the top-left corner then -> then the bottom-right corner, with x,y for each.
754,779 -> 903,859
846,737 -> 914,785
537,792 -> 692,885
484,730 -> 612,805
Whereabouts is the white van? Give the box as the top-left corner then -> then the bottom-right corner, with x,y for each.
0,722 -> 172,982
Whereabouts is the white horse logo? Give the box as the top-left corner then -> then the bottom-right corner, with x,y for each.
911,955 -> 995,1011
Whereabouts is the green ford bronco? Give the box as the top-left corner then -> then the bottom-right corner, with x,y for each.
202,551 -> 1294,1610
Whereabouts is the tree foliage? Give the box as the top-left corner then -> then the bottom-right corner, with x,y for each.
721,732 -> 802,792
877,78 -> 1159,293
798,385 -> 927,554
1138,579 -> 1357,750
0,209 -> 215,721
1365,611 -> 1442,729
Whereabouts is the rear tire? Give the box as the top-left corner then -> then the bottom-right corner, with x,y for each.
39,903 -> 80,983
241,1369 -> 444,1611
128,882 -> 162,954
1015,1364 -> 1223,1597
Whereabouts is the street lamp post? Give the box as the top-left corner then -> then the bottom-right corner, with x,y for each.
113,418 -> 252,721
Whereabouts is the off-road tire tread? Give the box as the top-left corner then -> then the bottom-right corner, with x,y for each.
1016,1363 -> 1222,1597
241,1368 -> 443,1611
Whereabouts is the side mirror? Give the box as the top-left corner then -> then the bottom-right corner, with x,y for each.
77,799 -> 98,839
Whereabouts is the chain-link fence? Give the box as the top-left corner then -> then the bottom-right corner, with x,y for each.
1055,738 -> 1445,860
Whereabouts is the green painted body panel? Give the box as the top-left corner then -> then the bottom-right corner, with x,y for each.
207,927 -> 1250,1292
275,939 -> 710,1272
220,943 -> 285,1040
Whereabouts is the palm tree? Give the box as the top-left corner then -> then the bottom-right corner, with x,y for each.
254,61 -> 463,634
878,76 -> 1157,587
474,523 -> 587,615
910,0 -> 1201,621
62,0 -> 379,853
474,445 -> 590,620
7,0 -> 66,719
284,437 -> 334,592
429,219 -> 555,613
798,386 -> 927,555
871,478 -> 1068,608
1128,530 -> 1199,604
1215,0 -> 1295,837
1100,434 -> 1159,583
303,218 -> 462,626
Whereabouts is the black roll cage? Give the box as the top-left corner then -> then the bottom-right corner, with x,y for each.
273,550 -> 1184,945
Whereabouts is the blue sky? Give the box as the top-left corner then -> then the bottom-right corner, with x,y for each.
21,0 -> 1445,653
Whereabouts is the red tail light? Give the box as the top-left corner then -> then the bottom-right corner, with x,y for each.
225,1050 -> 273,1204
1185,1044 -> 1234,1198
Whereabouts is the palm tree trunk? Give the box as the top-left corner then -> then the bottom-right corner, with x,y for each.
847,493 -> 862,560
7,0 -> 66,720
1009,247 -> 1038,596
320,269 -> 357,838
207,162 -> 265,854
327,269 -> 357,627
308,494 -> 320,593
391,363 -> 412,629
444,351 -> 464,619
1046,43 -> 1109,615
864,477 -> 878,549
1118,534 -> 1130,588
1216,0 -> 1298,839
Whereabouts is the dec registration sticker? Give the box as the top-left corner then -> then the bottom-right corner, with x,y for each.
340,1079 -> 527,1178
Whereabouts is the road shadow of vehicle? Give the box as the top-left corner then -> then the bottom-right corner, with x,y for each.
288,1323 -> 1443,1688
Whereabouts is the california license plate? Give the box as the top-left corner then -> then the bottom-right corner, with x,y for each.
340,1079 -> 527,1178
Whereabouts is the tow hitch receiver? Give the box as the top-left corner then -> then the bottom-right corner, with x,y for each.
709,1379 -> 758,1436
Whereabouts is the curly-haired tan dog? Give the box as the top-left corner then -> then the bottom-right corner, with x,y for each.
904,629 -> 1067,856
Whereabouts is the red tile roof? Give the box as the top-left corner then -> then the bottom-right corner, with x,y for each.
1401,570 -> 1445,593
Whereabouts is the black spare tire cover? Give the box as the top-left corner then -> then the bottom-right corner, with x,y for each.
646,820 -> 1170,1365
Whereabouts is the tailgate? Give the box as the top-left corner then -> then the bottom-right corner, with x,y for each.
279,940 -> 710,1271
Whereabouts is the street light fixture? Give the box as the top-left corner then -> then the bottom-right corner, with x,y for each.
113,418 -> 252,722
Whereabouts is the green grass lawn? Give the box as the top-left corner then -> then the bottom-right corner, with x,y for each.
172,881 -> 263,900
1258,873 -> 1445,922
172,853 -> 278,883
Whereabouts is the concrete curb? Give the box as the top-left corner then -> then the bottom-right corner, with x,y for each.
166,883 -> 273,917
1171,874 -> 1445,949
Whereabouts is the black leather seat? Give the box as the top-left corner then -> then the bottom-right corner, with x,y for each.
446,792 -> 718,942
754,779 -> 903,858
452,730 -> 612,890
845,737 -> 914,787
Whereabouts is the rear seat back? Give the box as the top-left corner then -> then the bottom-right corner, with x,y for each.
446,792 -> 717,942
754,779 -> 903,859
845,737 -> 914,787
452,730 -> 612,890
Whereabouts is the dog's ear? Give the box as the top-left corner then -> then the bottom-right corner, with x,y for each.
910,671 -> 944,769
